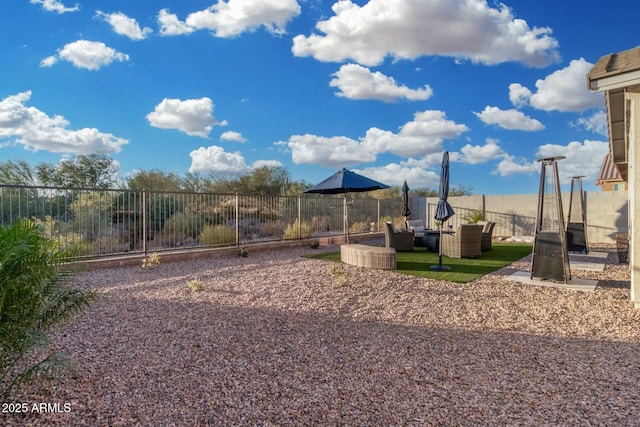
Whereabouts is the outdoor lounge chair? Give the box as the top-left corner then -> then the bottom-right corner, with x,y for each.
477,221 -> 496,251
406,219 -> 425,246
384,222 -> 415,252
440,224 -> 483,258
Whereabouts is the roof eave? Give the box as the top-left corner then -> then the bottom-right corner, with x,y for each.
589,69 -> 640,92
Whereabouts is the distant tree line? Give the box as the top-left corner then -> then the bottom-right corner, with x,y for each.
0,154 -> 472,197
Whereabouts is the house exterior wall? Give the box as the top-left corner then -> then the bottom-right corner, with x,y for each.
628,90 -> 640,308
599,181 -> 628,191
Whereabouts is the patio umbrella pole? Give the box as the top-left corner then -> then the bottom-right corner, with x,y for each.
430,151 -> 454,271
430,223 -> 450,271
438,225 -> 443,268
344,193 -> 349,244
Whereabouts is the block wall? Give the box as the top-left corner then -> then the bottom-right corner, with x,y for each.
411,191 -> 628,243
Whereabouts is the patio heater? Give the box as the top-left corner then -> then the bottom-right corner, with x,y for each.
566,176 -> 589,254
530,156 -> 571,283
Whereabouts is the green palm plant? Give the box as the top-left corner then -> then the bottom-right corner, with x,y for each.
0,219 -> 95,399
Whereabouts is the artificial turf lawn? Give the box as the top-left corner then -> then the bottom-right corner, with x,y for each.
305,243 -> 532,283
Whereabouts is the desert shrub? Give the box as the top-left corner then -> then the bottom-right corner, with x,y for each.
187,279 -> 204,292
379,216 -> 404,229
199,224 -> 236,245
463,209 -> 485,224
259,221 -> 284,237
257,209 -> 278,222
0,219 -> 95,399
71,240 -> 99,257
95,235 -> 126,254
283,219 -> 313,239
311,215 -> 331,232
160,213 -> 203,247
141,252 -> 160,269
69,192 -> 113,240
349,221 -> 371,233
32,216 -> 99,256
163,212 -> 203,240
328,264 -> 349,287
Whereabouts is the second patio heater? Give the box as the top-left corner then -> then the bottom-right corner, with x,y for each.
566,176 -> 589,254
530,156 -> 571,283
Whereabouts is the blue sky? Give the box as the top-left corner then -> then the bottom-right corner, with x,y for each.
0,0 -> 637,194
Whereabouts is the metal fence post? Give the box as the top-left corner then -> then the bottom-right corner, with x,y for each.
142,189 -> 147,255
235,193 -> 239,245
297,196 -> 301,239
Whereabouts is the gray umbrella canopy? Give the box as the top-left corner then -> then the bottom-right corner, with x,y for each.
304,168 -> 389,243
434,152 -> 455,222
401,180 -> 410,218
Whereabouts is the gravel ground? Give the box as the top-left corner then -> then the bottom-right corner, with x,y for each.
4,243 -> 640,426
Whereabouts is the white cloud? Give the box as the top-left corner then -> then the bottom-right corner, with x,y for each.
146,97 -> 218,138
330,63 -> 433,102
220,130 -> 247,143
42,40 -> 129,71
494,139 -> 609,182
39,56 -> 57,68
158,9 -> 195,36
363,110 -> 469,157
0,91 -> 128,154
292,0 -> 559,67
473,106 -> 544,131
280,134 -> 376,167
460,139 -> 505,164
184,0 -> 301,37
188,146 -> 250,174
277,110 -> 468,167
510,58 -> 604,112
495,155 -> 537,176
571,110 -> 608,136
404,152 -> 455,168
30,0 -> 79,14
536,140 -> 608,183
508,83 -> 531,108
353,163 -> 440,188
252,159 -> 283,169
95,11 -> 153,41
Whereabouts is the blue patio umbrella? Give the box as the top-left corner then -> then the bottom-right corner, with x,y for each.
431,151 -> 455,271
304,168 -> 390,242
305,168 -> 390,194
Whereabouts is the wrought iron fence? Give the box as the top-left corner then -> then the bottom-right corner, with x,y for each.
0,185 -> 403,258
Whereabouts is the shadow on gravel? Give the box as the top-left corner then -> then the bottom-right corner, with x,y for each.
7,296 -> 640,427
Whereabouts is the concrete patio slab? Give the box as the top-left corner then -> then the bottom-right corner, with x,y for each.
506,271 -> 598,292
569,251 -> 609,259
570,261 -> 606,271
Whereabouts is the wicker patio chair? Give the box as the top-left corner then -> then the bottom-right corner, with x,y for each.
406,219 -> 425,246
384,222 -> 415,252
477,221 -> 496,251
440,224 -> 483,258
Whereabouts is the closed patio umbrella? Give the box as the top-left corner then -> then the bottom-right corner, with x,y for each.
304,168 -> 390,243
401,180 -> 411,219
431,151 -> 455,271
